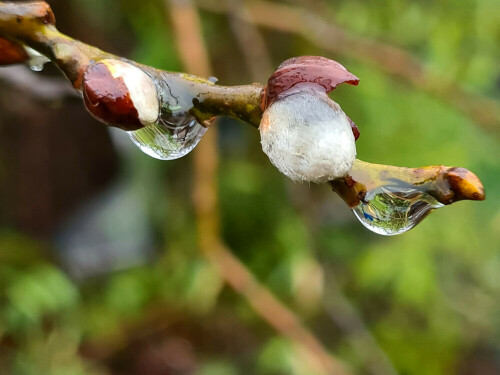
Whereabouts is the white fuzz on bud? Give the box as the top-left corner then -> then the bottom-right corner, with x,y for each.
260,91 -> 356,183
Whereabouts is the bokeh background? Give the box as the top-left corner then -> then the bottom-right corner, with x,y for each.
0,0 -> 499,374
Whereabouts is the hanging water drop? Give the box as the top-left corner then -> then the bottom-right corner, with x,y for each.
128,115 -> 207,160
81,59 -> 210,160
352,184 -> 444,236
24,46 -> 49,72
330,160 -> 485,236
127,71 -> 211,160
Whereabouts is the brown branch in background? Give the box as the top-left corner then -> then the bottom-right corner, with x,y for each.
322,271 -> 399,375
197,0 -> 500,137
224,0 -> 273,83
213,243 -> 351,375
222,7 -> 396,369
166,0 -> 221,259
167,1 -> 351,374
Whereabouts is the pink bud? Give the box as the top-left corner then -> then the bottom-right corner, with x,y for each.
262,56 -> 359,110
260,56 -> 359,183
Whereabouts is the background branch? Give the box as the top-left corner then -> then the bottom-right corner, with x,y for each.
0,65 -> 78,101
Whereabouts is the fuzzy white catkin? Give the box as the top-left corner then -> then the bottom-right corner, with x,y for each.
260,91 -> 356,183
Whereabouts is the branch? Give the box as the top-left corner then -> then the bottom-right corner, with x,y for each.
0,1 -> 485,237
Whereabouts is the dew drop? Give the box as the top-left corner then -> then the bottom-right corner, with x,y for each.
208,76 -> 218,84
124,69 -> 212,160
128,115 -> 207,160
352,184 -> 444,236
24,46 -> 50,72
28,62 -> 45,72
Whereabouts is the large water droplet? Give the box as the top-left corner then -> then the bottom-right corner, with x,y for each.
352,184 -> 444,236
128,116 -> 207,160
124,69 -> 213,160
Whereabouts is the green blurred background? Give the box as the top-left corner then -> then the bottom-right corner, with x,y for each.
0,0 -> 499,374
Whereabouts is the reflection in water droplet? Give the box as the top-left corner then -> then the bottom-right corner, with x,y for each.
24,46 -> 50,72
352,184 -> 444,236
28,63 -> 44,72
128,116 -> 207,160
125,70 -> 211,160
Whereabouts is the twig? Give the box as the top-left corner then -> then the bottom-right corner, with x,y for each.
212,244 -> 352,375
0,2 -> 486,206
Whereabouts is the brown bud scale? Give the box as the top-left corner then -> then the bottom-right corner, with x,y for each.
82,62 -> 143,131
262,56 -> 359,110
445,167 -> 485,202
346,115 -> 360,141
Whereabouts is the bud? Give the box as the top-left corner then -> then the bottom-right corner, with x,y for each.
445,167 -> 485,202
82,59 -> 159,131
260,56 -> 359,183
0,37 -> 28,66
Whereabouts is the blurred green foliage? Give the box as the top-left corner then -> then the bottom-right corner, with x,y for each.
0,0 -> 499,374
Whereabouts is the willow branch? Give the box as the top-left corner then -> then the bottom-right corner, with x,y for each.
0,2 -> 484,217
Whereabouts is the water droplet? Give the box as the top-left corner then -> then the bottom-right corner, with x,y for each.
128,115 -> 207,160
208,76 -> 218,84
24,46 -> 50,72
123,69 -> 212,160
352,184 -> 444,236
28,62 -> 44,72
